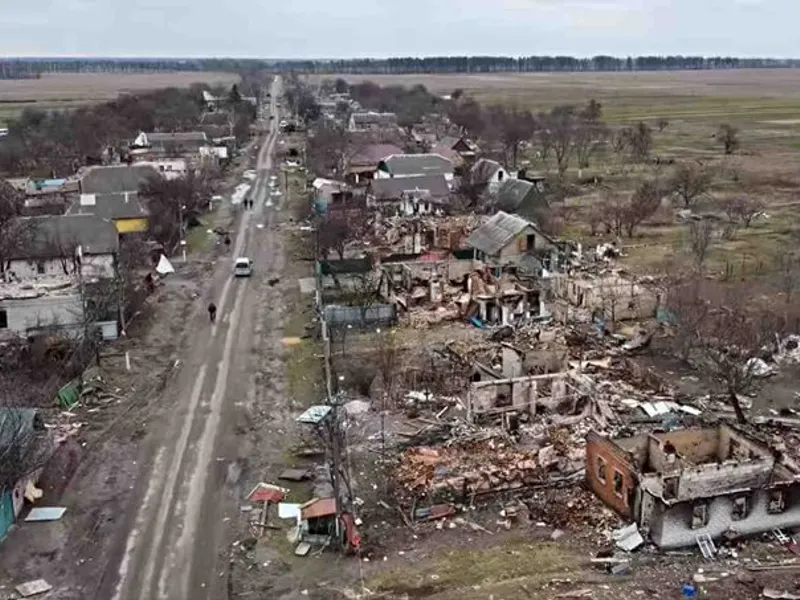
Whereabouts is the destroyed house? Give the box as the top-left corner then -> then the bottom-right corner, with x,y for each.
465,211 -> 559,274
551,273 -> 660,326
586,426 -> 800,549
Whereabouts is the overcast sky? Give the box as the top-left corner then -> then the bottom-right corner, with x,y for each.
1,0 -> 796,58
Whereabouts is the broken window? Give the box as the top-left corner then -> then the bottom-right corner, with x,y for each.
768,490 -> 787,514
0,309 -> 7,329
663,476 -> 679,499
613,470 -> 624,497
596,456 -> 607,484
526,234 -> 536,250
36,261 -> 46,275
732,496 -> 749,521
691,503 -> 709,529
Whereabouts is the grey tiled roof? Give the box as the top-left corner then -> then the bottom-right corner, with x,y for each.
369,175 -> 450,200
465,211 -> 531,256
79,165 -> 161,194
11,214 -> 119,259
67,192 -> 148,220
378,153 -> 453,177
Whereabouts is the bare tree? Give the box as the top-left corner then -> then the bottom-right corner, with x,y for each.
540,106 -> 578,178
306,122 -> 351,177
657,118 -> 669,132
669,162 -> 712,208
625,121 -> 653,163
687,219 -> 714,271
0,404 -> 54,492
487,105 -> 537,168
0,180 -> 37,280
599,187 -> 627,237
724,196 -> 764,229
718,123 -> 740,155
667,279 -> 783,423
776,252 -> 800,305
623,179 -> 662,237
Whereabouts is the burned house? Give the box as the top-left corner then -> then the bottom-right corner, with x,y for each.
467,370 -> 593,424
586,426 -> 800,549
550,272 -> 660,327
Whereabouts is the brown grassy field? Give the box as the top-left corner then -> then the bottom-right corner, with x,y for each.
324,69 -> 800,278
0,71 -> 240,123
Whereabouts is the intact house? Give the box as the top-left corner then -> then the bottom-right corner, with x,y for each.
496,178 -> 548,221
465,211 -> 561,275
79,164 -> 160,195
344,143 -> 403,185
586,426 -> 800,549
431,136 -> 478,168
348,111 -> 398,132
0,215 -> 120,337
375,154 -> 454,182
0,409 -> 53,539
130,131 -> 227,165
470,158 -> 512,195
67,191 -> 149,234
367,174 -> 451,216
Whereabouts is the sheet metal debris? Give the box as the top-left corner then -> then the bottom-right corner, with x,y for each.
15,579 -> 53,597
25,507 -> 67,522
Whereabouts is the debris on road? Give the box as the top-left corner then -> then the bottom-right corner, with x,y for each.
25,507 -> 67,522
15,579 -> 53,597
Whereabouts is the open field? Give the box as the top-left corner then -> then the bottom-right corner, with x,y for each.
0,71 -> 240,123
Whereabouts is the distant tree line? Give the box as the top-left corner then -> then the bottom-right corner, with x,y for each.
2,55 -> 800,79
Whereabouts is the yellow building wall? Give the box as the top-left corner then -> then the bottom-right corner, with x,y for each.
116,218 -> 148,234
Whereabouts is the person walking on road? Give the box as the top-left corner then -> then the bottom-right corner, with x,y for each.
208,302 -> 217,323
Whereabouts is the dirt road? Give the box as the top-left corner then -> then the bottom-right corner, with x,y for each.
102,77 -> 285,600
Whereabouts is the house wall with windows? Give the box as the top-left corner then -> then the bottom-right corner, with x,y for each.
586,427 -> 800,549
7,254 -> 115,280
0,292 -> 84,335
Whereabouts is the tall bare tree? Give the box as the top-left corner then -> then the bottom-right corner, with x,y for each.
623,179 -> 662,237
670,162 -> 712,208
718,123 -> 740,155
0,181 -> 37,280
687,219 -> 714,271
540,105 -> 578,178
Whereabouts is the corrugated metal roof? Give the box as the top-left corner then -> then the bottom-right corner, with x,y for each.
300,497 -> 337,520
465,211 -> 532,256
67,192 -> 148,220
497,179 -> 535,211
80,165 -> 160,194
369,174 -> 450,200
379,154 -> 453,177
10,214 -> 119,260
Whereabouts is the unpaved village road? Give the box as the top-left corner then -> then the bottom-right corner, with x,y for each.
101,77 -> 284,600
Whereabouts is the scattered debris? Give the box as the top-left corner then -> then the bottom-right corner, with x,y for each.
15,580 -> 53,597
25,507 -> 67,522
763,589 -> 800,600
612,523 -> 644,552
247,483 -> 288,503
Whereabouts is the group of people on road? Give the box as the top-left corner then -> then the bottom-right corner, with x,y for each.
242,198 -> 255,210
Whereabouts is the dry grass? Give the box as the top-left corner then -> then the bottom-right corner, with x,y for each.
0,71 -> 240,123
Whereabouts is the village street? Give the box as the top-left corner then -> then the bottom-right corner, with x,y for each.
100,76 -> 286,600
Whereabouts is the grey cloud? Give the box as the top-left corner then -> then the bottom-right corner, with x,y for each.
0,0 -> 797,57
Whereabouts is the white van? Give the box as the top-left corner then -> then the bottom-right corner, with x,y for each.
233,257 -> 253,277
